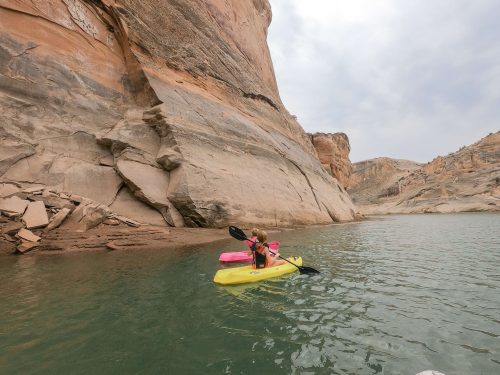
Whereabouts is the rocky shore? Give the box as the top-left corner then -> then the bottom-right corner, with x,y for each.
0,183 -> 228,255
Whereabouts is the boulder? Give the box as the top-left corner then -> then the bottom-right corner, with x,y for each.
22,201 -> 49,229
109,186 -> 167,227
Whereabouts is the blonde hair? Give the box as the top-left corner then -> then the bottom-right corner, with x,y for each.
257,230 -> 267,243
251,227 -> 259,236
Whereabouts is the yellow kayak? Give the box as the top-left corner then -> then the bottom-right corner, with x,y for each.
213,257 -> 302,285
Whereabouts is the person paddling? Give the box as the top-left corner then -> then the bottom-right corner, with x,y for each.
251,230 -> 286,269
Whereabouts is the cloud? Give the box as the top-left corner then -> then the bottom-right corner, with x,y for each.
268,0 -> 500,162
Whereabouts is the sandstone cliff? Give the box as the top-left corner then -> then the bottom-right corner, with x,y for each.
348,132 -> 500,214
310,132 -> 352,189
0,0 -> 356,230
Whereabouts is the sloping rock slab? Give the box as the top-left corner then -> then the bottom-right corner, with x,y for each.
50,158 -> 123,205
109,187 -> 167,226
23,201 -> 49,229
0,196 -> 29,216
16,228 -> 41,242
45,208 -> 71,232
116,159 -> 184,227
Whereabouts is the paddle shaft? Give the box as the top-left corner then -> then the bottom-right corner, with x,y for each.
249,238 -> 306,271
228,226 -> 319,274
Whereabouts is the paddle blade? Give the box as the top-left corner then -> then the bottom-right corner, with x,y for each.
298,266 -> 320,275
228,226 -> 248,241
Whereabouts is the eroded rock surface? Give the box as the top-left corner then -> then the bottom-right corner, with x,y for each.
348,132 -> 500,214
0,0 -> 355,228
310,132 -> 352,189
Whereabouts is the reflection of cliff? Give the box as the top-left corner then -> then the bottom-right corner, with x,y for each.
0,0 -> 355,228
348,132 -> 500,214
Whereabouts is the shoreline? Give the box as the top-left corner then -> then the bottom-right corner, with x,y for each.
3,212 -> 497,257
0,219 -> 367,257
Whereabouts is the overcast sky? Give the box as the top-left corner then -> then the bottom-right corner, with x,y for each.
267,0 -> 500,162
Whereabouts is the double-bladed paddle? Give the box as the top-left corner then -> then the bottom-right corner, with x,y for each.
228,226 -> 320,275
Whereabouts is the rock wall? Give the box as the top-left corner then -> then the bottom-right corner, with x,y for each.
348,158 -> 422,206
0,0 -> 356,228
310,132 -> 352,189
348,132 -> 500,214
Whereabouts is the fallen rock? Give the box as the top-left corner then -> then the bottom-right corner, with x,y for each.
23,186 -> 45,194
16,240 -> 39,254
42,188 -> 56,198
1,221 -> 24,235
112,215 -> 141,227
2,233 -> 16,242
30,195 -> 76,211
61,202 -> 110,232
16,228 -> 41,242
22,201 -> 49,229
0,196 -> 29,216
103,218 -> 120,226
45,208 -> 71,232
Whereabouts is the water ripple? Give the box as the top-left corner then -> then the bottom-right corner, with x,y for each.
0,213 -> 499,374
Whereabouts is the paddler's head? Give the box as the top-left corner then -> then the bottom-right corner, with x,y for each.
257,230 -> 267,243
251,228 -> 259,236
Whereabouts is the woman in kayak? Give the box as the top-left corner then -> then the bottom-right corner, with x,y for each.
251,230 -> 286,269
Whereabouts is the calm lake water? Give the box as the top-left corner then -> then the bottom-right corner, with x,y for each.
0,214 -> 499,374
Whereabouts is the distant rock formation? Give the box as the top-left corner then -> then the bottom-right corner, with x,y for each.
348,132 -> 500,214
310,132 -> 352,189
348,158 -> 422,205
0,0 -> 355,229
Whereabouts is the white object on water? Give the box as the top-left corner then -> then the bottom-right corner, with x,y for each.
416,371 -> 445,375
